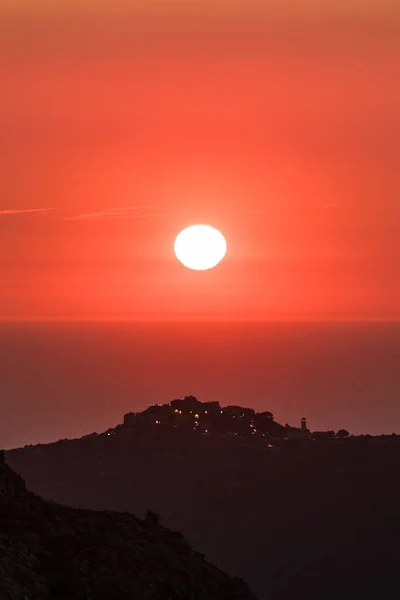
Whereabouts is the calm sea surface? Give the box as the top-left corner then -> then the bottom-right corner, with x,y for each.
1,320 -> 399,449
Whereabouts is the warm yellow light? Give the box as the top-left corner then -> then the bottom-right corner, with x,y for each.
194,414 -> 200,419
174,225 -> 227,271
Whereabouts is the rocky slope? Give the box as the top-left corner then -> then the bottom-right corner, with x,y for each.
0,456 -> 257,600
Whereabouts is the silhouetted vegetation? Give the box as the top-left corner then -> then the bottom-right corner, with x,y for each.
337,429 -> 350,439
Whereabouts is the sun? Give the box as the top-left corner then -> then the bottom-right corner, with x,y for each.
174,225 -> 227,270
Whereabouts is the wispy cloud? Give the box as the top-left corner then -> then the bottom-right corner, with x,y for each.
0,207 -> 54,215
63,206 -> 266,222
63,206 -> 154,221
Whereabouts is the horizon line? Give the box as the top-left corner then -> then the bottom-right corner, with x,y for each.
1,316 -> 399,324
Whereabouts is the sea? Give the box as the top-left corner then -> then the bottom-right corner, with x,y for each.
1,320 -> 399,449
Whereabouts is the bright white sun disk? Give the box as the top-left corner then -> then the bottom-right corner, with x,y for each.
174,225 -> 227,270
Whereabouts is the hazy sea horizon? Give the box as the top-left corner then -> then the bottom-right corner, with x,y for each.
1,320 -> 399,449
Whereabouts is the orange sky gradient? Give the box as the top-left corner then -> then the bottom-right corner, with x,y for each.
1,1 -> 399,320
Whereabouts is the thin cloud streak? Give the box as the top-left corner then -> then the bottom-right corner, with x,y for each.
64,207 -> 265,221
63,206 -> 153,220
0,208 -> 54,215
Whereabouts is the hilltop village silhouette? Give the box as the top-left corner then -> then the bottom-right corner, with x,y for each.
110,396 -> 350,442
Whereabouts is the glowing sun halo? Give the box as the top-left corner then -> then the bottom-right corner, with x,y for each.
174,225 -> 227,270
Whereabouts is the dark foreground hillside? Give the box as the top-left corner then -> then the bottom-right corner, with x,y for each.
0,457 -> 257,600
6,394 -> 400,600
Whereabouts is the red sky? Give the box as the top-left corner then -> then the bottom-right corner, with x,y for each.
1,2 -> 399,320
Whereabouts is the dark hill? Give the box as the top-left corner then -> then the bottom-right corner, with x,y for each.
6,398 -> 400,599
0,455 -> 257,600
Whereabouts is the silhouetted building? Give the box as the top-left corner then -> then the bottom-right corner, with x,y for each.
171,396 -> 201,415
285,427 -> 308,440
202,401 -> 221,419
285,419 -> 310,440
123,412 -> 138,427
